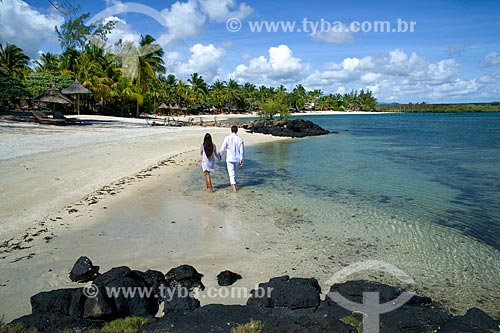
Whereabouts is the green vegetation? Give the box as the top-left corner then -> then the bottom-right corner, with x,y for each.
0,317 -> 149,333
231,319 -> 264,333
0,10 -> 378,116
91,316 -> 149,333
341,315 -> 363,333
0,322 -> 38,333
378,102 -> 500,113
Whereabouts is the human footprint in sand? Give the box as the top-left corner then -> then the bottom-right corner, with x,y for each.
200,133 -> 220,192
218,125 -> 244,192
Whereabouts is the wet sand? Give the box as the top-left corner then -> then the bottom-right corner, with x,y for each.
0,115 -> 287,321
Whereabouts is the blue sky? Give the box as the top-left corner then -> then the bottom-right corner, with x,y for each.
1,0 -> 500,103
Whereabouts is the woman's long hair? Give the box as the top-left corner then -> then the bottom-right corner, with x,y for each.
203,133 -> 214,158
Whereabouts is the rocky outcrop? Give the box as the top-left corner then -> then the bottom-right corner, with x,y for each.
68,256 -> 100,282
247,275 -> 321,310
243,119 -> 331,137
9,260 -> 500,333
216,270 -> 242,286
165,265 -> 205,290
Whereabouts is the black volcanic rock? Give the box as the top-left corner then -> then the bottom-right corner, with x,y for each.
30,288 -> 81,317
244,119 -> 331,137
9,264 -> 500,333
165,265 -> 205,291
216,270 -> 242,286
163,287 -> 201,314
69,256 -> 100,282
247,275 -> 321,310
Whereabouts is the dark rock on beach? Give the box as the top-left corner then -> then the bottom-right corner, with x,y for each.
148,303 -> 356,333
243,119 -> 331,138
68,256 -> 100,282
165,264 -> 205,291
247,275 -> 321,310
9,262 -> 500,333
216,270 -> 242,286
437,307 -> 500,333
144,269 -> 168,302
11,264 -> 161,331
163,287 -> 201,314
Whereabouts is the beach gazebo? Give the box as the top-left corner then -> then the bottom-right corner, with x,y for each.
61,79 -> 91,116
158,102 -> 168,115
34,83 -> 73,111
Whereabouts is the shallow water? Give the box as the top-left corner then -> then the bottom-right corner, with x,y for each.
184,112 -> 500,317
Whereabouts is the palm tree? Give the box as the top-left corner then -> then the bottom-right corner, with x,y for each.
34,53 -> 61,74
0,43 -> 30,79
175,80 -> 192,108
163,74 -> 177,106
59,48 -> 81,75
242,82 -> 257,111
188,72 -> 208,109
119,35 -> 165,116
188,73 -> 208,94
209,79 -> 226,111
113,77 -> 143,116
290,84 -> 307,111
224,79 -> 241,112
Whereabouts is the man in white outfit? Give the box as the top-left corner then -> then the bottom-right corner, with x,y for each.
218,125 -> 244,192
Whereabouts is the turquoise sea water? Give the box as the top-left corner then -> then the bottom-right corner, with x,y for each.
185,112 -> 500,316
261,112 -> 500,249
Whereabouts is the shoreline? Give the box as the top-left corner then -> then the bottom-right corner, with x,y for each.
1,114 -> 499,323
0,115 -> 288,322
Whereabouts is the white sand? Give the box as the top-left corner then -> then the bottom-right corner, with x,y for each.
0,115 -> 289,322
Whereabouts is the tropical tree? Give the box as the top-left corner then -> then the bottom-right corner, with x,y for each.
242,82 -> 257,111
209,79 -> 226,110
24,73 -> 73,98
258,97 -> 288,120
112,77 -> 143,116
163,74 -> 178,105
0,43 -> 30,79
290,84 -> 307,111
55,12 -> 115,52
358,89 -> 377,110
224,79 -> 242,112
188,72 -> 208,109
0,69 -> 30,106
34,53 -> 61,74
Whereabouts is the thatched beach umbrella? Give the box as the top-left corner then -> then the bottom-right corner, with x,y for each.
61,79 -> 91,116
34,83 -> 73,111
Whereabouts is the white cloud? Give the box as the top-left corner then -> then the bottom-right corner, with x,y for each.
230,45 -> 309,86
431,79 -> 481,98
311,24 -> 354,44
167,44 -> 225,82
0,0 -> 64,58
198,0 -> 252,22
161,0 -> 206,41
100,16 -> 141,46
304,49 -> 459,90
484,52 -> 500,67
300,49 -> 483,102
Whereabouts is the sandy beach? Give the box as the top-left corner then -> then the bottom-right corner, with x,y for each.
0,115 -> 290,322
1,112 -> 499,324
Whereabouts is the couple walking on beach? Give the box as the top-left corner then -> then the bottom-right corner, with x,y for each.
200,125 -> 244,192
